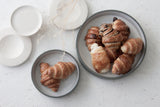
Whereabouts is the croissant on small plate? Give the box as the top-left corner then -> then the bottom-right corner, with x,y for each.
112,54 -> 135,75
121,38 -> 143,55
40,62 -> 75,92
85,26 -> 102,51
40,63 -> 61,92
42,62 -> 75,79
90,43 -> 111,73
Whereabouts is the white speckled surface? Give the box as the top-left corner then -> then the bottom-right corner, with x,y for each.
0,0 -> 160,107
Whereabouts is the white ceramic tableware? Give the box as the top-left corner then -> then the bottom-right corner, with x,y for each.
0,28 -> 32,66
49,0 -> 88,30
11,5 -> 42,36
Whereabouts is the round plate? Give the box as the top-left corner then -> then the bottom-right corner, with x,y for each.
31,50 -> 80,98
0,28 -> 32,66
76,10 -> 147,79
49,0 -> 88,30
11,5 -> 42,36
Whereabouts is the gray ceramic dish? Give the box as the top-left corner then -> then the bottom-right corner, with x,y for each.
76,10 -> 147,79
31,50 -> 80,98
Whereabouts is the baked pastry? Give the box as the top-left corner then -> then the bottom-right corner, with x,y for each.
121,38 -> 143,55
90,43 -> 111,73
112,54 -> 135,75
40,63 -> 60,92
100,23 -> 124,62
84,17 -> 142,75
105,48 -> 123,63
85,26 -> 102,51
102,29 -> 124,51
99,24 -> 113,36
112,17 -> 130,42
42,62 -> 75,79
40,62 -> 50,74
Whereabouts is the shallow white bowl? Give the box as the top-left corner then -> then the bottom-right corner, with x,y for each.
0,28 -> 32,66
11,5 -> 42,36
49,0 -> 88,30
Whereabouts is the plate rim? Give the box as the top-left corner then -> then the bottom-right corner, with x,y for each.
31,49 -> 80,98
49,0 -> 88,30
0,28 -> 32,67
76,10 -> 147,79
11,5 -> 43,36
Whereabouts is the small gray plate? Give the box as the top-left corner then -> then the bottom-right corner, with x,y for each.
76,10 -> 147,79
31,50 -> 80,98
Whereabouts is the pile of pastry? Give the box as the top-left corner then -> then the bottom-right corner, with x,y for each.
85,17 -> 143,75
40,62 -> 75,92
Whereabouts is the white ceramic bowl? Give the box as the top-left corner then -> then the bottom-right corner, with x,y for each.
0,28 -> 32,66
49,0 -> 88,30
11,5 -> 42,36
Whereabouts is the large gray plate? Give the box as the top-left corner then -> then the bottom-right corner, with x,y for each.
31,50 -> 80,98
76,10 -> 147,79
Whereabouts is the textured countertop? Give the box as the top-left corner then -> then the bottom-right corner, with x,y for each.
0,0 -> 160,107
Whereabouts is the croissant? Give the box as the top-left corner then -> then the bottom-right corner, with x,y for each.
105,48 -> 122,63
112,17 -> 130,42
112,54 -> 135,75
102,29 -> 124,51
91,43 -> 111,73
40,62 -> 49,73
40,63 -> 60,92
100,23 -> 124,62
42,62 -> 75,79
85,26 -> 102,51
121,38 -> 143,55
99,24 -> 113,36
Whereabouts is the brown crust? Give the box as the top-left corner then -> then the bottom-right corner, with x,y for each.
40,62 -> 76,92
84,17 -> 138,75
85,26 -> 102,51
40,63 -> 60,92
103,33 -> 124,43
40,63 -> 50,73
46,62 -> 76,79
112,54 -> 135,75
91,46 -> 111,73
104,42 -> 121,51
112,18 -> 130,41
101,23 -> 126,61
105,48 -> 122,63
121,38 -> 143,55
100,24 -> 113,36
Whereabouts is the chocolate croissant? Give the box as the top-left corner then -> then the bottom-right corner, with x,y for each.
121,38 -> 143,55
112,17 -> 130,42
112,54 -> 135,75
40,63 -> 60,92
100,24 -> 124,62
85,26 -> 102,51
99,24 -> 112,36
91,43 -> 111,73
42,62 -> 75,79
